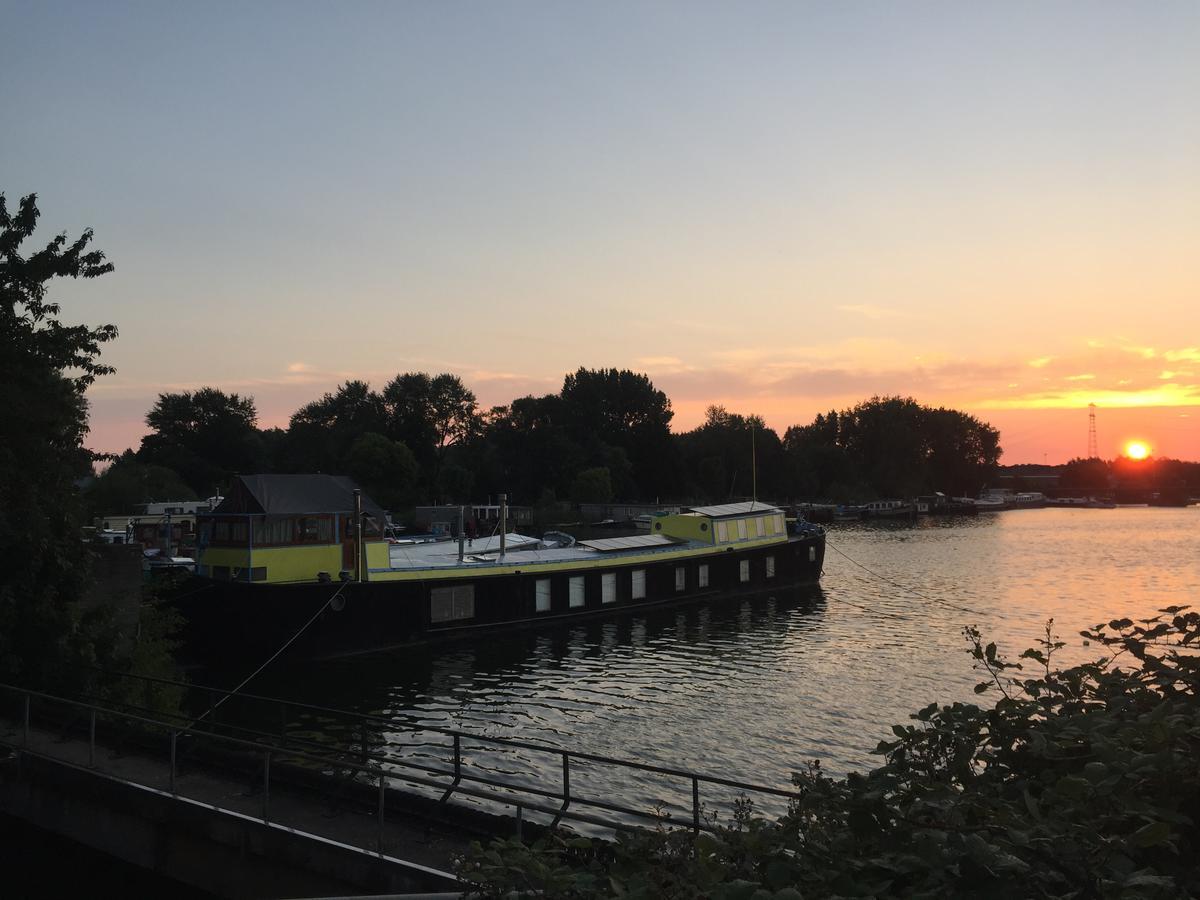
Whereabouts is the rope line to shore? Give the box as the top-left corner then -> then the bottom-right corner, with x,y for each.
185,580 -> 350,732
824,539 -> 983,618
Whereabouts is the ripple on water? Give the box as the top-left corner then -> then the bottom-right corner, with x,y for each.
243,509 -> 1200,822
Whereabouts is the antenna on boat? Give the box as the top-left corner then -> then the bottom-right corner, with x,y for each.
457,505 -> 465,563
499,493 -> 507,560
751,420 -> 757,509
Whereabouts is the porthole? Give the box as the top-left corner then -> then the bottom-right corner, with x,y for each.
700,522 -> 709,532
654,522 -> 662,531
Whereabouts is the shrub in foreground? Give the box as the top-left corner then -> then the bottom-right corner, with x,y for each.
458,609 -> 1200,898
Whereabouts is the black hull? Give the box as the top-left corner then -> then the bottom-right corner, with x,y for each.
176,535 -> 825,661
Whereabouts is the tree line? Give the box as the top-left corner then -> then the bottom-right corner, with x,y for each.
90,380 -> 1004,515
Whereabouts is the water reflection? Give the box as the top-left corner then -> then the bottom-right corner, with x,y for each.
241,508 -> 1198,820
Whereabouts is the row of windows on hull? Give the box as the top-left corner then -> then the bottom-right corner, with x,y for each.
429,554 -> 788,624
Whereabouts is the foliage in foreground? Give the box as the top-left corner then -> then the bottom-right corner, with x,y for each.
459,610 -> 1200,898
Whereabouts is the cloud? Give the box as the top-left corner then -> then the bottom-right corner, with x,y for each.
1065,374 -> 1095,381
636,355 -> 687,369
286,361 -> 312,373
1165,348 -> 1200,363
1028,357 -> 1053,368
837,304 -> 911,320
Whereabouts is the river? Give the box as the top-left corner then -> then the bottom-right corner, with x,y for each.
244,506 -> 1199,825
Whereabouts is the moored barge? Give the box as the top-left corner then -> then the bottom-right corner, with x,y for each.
184,475 -> 825,658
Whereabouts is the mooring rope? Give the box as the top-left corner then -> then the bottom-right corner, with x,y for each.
824,538 -> 984,618
184,580 -> 350,733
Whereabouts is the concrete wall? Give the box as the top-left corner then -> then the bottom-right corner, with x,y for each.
0,753 -> 460,898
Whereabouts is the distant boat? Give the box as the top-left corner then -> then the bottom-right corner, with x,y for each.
861,500 -> 915,519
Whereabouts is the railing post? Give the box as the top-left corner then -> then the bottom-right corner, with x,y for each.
89,709 -> 96,768
692,776 -> 700,833
439,732 -> 463,803
169,730 -> 177,794
263,751 -> 271,822
377,774 -> 386,855
23,694 -> 29,747
562,752 -> 570,804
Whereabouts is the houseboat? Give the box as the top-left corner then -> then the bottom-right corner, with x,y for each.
184,475 -> 826,658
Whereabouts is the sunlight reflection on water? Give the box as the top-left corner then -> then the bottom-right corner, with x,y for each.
258,508 -> 1199,823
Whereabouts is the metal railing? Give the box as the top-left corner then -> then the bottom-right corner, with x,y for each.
5,671 -> 801,838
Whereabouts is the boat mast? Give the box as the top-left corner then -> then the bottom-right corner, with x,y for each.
751,421 -> 757,508
499,493 -> 507,560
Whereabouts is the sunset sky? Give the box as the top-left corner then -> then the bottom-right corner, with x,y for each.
6,1 -> 1198,463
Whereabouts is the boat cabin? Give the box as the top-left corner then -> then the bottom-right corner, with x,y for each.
649,502 -> 788,545
196,474 -> 387,584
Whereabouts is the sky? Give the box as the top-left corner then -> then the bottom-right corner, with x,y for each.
4,1 -> 1198,464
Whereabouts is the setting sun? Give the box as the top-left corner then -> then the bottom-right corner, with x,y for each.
1125,440 -> 1151,460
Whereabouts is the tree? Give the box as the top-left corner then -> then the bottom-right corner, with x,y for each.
560,368 -> 679,499
570,466 -> 613,504
139,387 -> 264,494
781,398 -> 999,500
480,395 -> 585,504
345,432 -> 418,510
381,372 -> 481,486
286,380 -> 386,472
0,192 -> 116,687
677,406 -> 785,501
85,452 -> 197,518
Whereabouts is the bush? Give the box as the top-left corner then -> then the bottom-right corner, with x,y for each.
458,609 -> 1200,898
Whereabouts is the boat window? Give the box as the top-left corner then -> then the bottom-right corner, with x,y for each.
755,517 -> 765,537
674,567 -> 685,591
739,560 -> 750,583
765,555 -> 775,578
296,516 -> 333,544
774,514 -> 785,533
631,569 -> 647,600
535,578 -> 552,613
737,520 -> 747,540
698,564 -> 709,588
253,517 -> 293,545
569,576 -> 585,608
809,546 -> 817,562
602,573 -> 616,604
430,585 -> 475,623
716,522 -> 729,543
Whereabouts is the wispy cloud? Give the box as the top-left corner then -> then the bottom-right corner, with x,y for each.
837,304 -> 911,320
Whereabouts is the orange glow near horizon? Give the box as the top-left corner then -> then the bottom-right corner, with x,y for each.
1125,441 -> 1151,460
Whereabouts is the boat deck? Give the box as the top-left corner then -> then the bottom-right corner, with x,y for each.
383,532 -> 713,571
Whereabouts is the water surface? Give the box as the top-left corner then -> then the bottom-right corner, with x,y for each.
246,507 -> 1199,821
